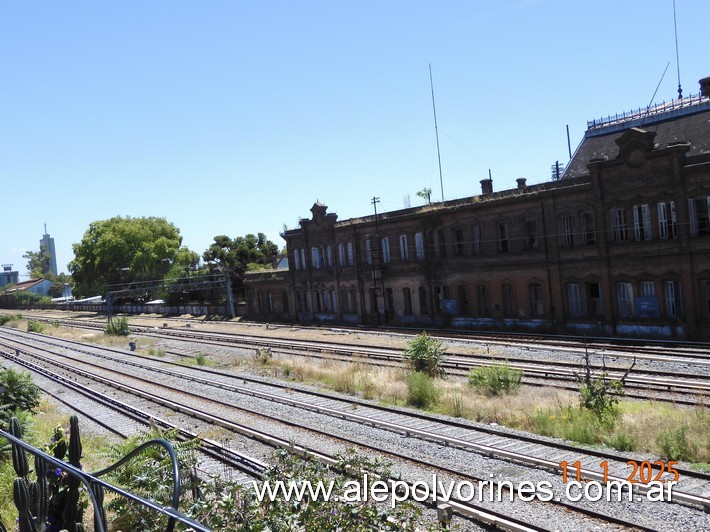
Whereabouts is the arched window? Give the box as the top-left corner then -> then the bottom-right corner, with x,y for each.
403,287 -> 413,315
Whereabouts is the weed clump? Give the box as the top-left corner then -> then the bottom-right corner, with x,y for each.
468,364 -> 522,396
406,372 -> 439,409
0,313 -> 21,326
105,317 -> 129,336
657,426 -> 695,461
27,320 -> 45,333
147,347 -> 165,357
403,332 -> 446,378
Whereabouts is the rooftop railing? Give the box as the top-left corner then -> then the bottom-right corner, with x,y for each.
587,91 -> 708,131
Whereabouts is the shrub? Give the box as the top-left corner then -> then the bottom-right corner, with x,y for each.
0,314 -> 21,326
468,364 -> 522,396
575,350 -> 633,425
403,332 -> 446,378
105,317 -> 129,336
657,426 -> 695,462
105,429 -> 421,530
195,352 -> 206,366
0,368 -> 41,420
105,425 -> 200,531
26,319 -> 45,333
577,371 -> 622,425
406,372 -> 439,409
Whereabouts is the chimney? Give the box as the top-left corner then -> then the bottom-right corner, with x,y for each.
700,76 -> 710,98
480,178 -> 493,195
516,178 -> 527,190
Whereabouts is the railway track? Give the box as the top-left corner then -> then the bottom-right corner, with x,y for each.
40,309 -> 710,360
26,353 -> 268,481
0,338 -> 562,530
19,315 -> 710,405
1,327 -> 709,529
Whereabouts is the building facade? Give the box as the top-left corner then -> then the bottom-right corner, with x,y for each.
246,78 -> 710,339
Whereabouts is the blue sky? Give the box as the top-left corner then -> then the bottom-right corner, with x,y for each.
2,1 -> 709,278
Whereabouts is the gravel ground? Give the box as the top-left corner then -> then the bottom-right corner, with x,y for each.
3,312 -> 709,530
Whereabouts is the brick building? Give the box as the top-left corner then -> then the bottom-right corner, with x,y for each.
246,77 -> 710,339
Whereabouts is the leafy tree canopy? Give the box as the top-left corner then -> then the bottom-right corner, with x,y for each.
68,216 -> 192,297
202,233 -> 278,291
23,246 -> 51,279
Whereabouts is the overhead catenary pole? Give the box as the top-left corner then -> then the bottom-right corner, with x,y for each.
429,63 -> 445,202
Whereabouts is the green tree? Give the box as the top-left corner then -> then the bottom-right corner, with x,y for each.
68,216 -> 188,297
23,246 -> 51,278
202,233 -> 278,292
47,272 -> 72,298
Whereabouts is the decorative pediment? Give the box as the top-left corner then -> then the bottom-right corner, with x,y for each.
310,201 -> 328,223
615,128 -> 657,168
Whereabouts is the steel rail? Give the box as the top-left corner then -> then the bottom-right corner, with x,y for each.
1,348 -> 560,531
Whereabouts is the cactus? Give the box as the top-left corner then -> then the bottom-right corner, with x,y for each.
68,415 -> 82,467
34,454 -> 49,528
64,415 -> 84,531
29,481 -> 39,523
9,417 -> 29,478
61,475 -> 82,532
13,478 -> 39,532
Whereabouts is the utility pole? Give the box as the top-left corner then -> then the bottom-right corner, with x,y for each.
370,197 -> 385,324
371,197 -> 380,233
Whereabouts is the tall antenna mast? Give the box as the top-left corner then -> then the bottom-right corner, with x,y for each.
673,0 -> 682,99
429,63 -> 445,202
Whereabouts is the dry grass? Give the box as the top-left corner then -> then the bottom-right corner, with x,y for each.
258,355 -> 709,465
617,400 -> 710,461
5,315 -> 706,465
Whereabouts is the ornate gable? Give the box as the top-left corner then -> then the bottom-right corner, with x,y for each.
614,127 -> 657,169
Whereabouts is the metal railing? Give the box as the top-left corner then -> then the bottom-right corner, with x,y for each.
1,419 -> 211,532
587,91 -> 708,130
